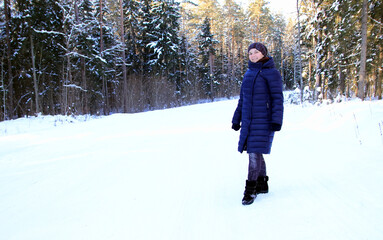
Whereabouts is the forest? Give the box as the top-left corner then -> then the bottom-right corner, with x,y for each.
0,0 -> 382,121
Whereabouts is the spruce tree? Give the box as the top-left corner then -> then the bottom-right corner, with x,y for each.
148,0 -> 181,74
197,17 -> 216,100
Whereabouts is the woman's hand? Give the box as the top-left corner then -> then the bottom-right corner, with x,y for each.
271,123 -> 281,131
232,123 -> 241,131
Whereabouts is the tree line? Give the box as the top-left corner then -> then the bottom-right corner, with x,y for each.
0,0 -> 288,121
0,0 -> 382,121
298,0 -> 382,102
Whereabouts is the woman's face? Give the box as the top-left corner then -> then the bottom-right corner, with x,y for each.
249,48 -> 264,63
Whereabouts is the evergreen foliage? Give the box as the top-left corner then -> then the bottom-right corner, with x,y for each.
0,0 -> 382,120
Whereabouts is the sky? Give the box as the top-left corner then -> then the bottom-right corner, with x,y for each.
267,0 -> 297,18
224,0 -> 298,19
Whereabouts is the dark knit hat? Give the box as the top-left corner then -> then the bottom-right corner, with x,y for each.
248,42 -> 268,56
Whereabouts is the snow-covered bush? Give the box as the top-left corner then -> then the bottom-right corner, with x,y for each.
284,87 -> 313,105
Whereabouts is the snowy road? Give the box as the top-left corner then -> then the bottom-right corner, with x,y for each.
1,99 -> 383,240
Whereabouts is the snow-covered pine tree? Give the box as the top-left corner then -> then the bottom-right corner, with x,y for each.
0,6 -> 5,120
269,13 -> 285,72
222,0 -> 245,98
12,0 -> 65,116
69,0 -> 116,115
247,0 -> 272,42
197,17 -> 216,100
281,18 -> 296,90
147,0 -> 180,73
358,0 -> 368,100
10,0 -> 34,115
299,0 -> 377,101
60,0 -> 80,115
181,0 -> 221,100
133,0 -> 155,109
123,0 -> 142,110
332,0 -> 360,98
177,34 -> 197,103
147,0 -> 181,107
93,0 -> 118,114
137,0 -> 154,73
72,0 -> 97,114
300,0 -> 328,101
117,0 -> 128,112
2,0 -> 14,119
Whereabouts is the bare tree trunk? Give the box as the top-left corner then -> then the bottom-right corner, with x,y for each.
377,47 -> 383,99
339,65 -> 345,96
63,25 -> 72,115
208,17 -> 215,97
281,49 -> 284,84
119,0 -> 128,113
296,0 -> 303,103
65,55 -> 72,115
209,53 -> 214,100
308,57 -> 312,89
74,0 -> 87,114
1,53 -> 5,120
4,0 -> 13,119
30,35 -> 39,113
81,57 -> 87,113
314,30 -> 322,101
358,0 -> 368,100
230,29 -> 235,98
99,0 -> 109,114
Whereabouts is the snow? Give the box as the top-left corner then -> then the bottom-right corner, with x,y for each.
1,98 -> 383,240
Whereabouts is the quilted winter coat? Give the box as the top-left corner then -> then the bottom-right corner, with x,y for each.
232,57 -> 284,154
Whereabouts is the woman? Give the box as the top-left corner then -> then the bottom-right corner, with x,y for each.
232,42 -> 284,205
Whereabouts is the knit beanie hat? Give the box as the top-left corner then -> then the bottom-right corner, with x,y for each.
248,42 -> 268,56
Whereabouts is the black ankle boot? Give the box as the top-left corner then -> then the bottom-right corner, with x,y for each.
242,180 -> 257,205
256,176 -> 269,194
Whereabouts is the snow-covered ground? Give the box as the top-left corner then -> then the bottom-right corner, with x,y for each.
1,98 -> 383,240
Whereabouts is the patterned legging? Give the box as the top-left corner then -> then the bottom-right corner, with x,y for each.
248,153 -> 267,181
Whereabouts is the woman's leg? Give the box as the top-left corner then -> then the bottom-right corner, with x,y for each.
259,154 -> 267,177
256,154 -> 269,194
248,153 -> 264,181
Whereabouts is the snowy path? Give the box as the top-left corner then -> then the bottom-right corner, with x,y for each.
1,99 -> 383,240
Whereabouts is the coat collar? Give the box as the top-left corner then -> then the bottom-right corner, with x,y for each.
248,57 -> 275,70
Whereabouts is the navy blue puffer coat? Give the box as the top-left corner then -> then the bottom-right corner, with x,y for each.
232,57 -> 284,154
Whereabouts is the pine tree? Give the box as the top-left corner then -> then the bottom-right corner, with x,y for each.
299,0 -> 380,101
269,13 -> 285,71
369,0 -> 383,99
94,0 -> 117,114
117,0 -> 128,112
11,0 -> 65,116
247,0 -> 272,42
332,0 -> 360,98
0,4 -> 5,120
358,0 -> 368,100
11,0 -> 34,116
282,19 -> 296,90
2,0 -> 14,119
148,0 -> 181,73
72,0 -> 96,114
178,34 -> 197,102
147,0 -> 181,106
198,17 -> 216,100
222,0 -> 245,97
